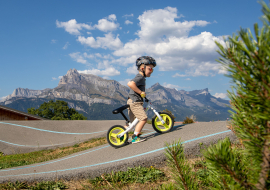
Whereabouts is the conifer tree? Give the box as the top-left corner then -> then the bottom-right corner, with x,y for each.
164,1 -> 270,189
215,1 -> 270,188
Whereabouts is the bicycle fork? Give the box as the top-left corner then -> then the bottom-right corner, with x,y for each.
147,104 -> 165,124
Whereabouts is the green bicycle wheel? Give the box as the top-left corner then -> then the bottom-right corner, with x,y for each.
107,125 -> 128,148
152,112 -> 174,133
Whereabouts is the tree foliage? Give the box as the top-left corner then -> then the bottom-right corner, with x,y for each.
27,100 -> 87,120
164,1 -> 270,189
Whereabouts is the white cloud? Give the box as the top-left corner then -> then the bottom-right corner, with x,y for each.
77,33 -> 123,50
78,67 -> 120,77
136,7 -> 209,42
0,95 -> 7,101
162,82 -> 181,89
125,20 -> 133,25
63,42 -> 70,49
112,7 -> 225,77
108,14 -> 117,21
58,7 -> 226,78
51,39 -> 57,44
94,14 -> 119,32
52,76 -> 63,81
213,93 -> 227,99
173,73 -> 187,77
126,65 -> 138,75
123,14 -> 134,18
69,52 -> 88,64
185,78 -> 191,80
112,55 -> 138,66
56,19 -> 93,35
119,78 -> 131,86
162,82 -> 190,90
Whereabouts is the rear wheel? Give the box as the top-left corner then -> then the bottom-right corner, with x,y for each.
107,125 -> 128,148
152,112 -> 174,133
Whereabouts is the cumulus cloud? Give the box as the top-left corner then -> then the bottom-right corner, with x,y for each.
126,65 -> 138,75
112,6 -> 225,77
111,55 -> 138,66
125,20 -> 133,25
94,14 -> 119,32
69,52 -> 88,64
137,7 -> 209,42
78,67 -> 120,77
56,19 -> 93,35
213,93 -> 227,99
77,33 -> 123,50
58,7 -> 226,78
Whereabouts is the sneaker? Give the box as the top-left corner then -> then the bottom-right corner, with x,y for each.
131,134 -> 147,144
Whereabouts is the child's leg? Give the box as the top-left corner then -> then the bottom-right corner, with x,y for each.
134,118 -> 147,134
128,101 -> 147,136
124,99 -> 135,129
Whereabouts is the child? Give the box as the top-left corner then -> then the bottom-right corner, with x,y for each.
126,56 -> 156,143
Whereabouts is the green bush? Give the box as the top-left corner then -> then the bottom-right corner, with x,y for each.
183,116 -> 194,124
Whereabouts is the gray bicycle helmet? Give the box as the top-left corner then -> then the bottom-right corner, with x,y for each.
136,56 -> 156,70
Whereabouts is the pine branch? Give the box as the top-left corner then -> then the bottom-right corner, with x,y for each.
256,121 -> 270,190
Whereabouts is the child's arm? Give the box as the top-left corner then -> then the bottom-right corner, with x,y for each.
127,81 -> 146,97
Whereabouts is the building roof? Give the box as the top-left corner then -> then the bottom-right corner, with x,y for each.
0,105 -> 48,120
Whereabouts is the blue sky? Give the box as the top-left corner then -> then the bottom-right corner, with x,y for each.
0,0 -> 263,101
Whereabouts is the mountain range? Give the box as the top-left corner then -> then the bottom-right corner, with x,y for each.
0,69 -> 231,121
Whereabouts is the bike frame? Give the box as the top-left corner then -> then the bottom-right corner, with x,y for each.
117,98 -> 165,138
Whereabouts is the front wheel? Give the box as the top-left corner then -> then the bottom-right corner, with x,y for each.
152,112 -> 174,133
107,125 -> 128,148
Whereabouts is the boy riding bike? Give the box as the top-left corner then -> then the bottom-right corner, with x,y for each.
125,56 -> 156,144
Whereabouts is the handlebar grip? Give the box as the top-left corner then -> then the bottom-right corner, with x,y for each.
144,97 -> 149,102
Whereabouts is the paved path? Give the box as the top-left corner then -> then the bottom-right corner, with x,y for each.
0,120 -> 235,183
0,120 -> 132,155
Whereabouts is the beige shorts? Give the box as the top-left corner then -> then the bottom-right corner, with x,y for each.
127,99 -> 148,122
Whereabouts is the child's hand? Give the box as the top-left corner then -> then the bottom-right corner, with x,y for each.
140,92 -> 146,98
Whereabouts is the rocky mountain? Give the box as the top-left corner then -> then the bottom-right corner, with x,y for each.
0,69 -> 231,121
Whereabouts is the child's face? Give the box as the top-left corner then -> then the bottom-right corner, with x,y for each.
144,65 -> 154,77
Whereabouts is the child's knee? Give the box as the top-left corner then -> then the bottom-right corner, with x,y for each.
142,118 -> 147,122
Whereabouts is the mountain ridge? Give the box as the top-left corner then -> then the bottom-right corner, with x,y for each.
0,69 -> 231,121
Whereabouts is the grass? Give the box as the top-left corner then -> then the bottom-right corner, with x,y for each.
0,137 -> 107,170
0,132 -> 137,170
0,157 -> 205,189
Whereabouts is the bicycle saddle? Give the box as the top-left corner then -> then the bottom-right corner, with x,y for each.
112,104 -> 130,114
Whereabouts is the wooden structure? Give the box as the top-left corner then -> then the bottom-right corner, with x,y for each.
0,105 -> 45,120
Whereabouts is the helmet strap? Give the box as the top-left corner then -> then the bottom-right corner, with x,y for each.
140,65 -> 146,77
143,65 -> 146,77
138,65 -> 147,77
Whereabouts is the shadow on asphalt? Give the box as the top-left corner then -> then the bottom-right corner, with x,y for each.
145,124 -> 184,140
111,124 -> 185,149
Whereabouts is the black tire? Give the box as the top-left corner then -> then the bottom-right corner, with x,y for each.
107,125 -> 128,148
152,112 -> 174,133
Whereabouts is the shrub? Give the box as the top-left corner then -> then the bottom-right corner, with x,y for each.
183,116 -> 194,124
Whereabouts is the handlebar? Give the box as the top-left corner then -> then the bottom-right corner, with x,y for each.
144,97 -> 149,102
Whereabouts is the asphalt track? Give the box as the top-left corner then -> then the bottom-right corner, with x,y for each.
0,120 -> 236,183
